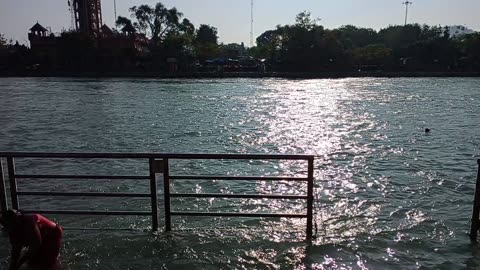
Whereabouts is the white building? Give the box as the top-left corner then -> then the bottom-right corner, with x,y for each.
447,25 -> 475,38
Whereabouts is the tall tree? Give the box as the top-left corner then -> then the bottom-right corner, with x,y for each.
179,19 -> 195,37
334,25 -> 379,49
352,44 -> 393,66
129,2 -> 183,45
295,11 -> 319,31
254,29 -> 282,59
196,25 -> 218,45
460,33 -> 480,69
116,16 -> 136,33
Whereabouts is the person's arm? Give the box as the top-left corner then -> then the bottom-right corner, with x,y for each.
14,217 -> 42,269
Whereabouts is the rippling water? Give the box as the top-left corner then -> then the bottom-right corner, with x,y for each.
0,77 -> 480,269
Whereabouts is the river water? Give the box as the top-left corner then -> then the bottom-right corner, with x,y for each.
0,77 -> 479,269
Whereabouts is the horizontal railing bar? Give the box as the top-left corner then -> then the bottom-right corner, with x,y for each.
61,227 -> 139,231
16,175 -> 150,180
170,175 -> 309,181
171,211 -> 307,218
170,193 -> 308,199
0,152 -> 314,160
17,192 -> 151,198
21,210 -> 152,216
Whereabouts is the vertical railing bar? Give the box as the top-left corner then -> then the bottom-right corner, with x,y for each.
149,158 -> 159,232
7,157 -> 19,209
306,157 -> 314,240
470,159 -> 480,241
163,158 -> 172,231
0,158 -> 8,211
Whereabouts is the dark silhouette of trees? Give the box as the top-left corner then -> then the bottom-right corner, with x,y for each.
57,31 -> 97,71
129,3 -> 183,45
116,16 -> 136,33
196,25 -> 218,45
2,6 -> 480,75
194,25 -> 220,62
254,12 -> 351,71
333,25 -> 379,49
253,11 -> 480,72
352,44 -> 392,67
459,33 -> 480,70
180,19 -> 195,37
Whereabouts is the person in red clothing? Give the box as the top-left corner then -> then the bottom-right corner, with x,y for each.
0,210 -> 63,270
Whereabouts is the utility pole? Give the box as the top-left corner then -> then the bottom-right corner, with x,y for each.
114,0 -> 117,26
250,0 -> 254,47
403,1 -> 412,25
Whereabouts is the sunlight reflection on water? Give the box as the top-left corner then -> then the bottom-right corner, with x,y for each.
0,77 -> 479,269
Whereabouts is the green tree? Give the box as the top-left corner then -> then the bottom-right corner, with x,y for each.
116,16 -> 136,33
353,44 -> 392,66
159,19 -> 197,70
459,33 -> 480,70
252,29 -> 282,59
179,19 -> 195,37
273,12 -> 350,71
129,2 -> 183,45
334,25 -> 378,49
379,24 -> 423,51
196,24 -> 218,45
295,11 -> 319,31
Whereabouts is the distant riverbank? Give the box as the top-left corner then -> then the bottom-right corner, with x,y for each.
1,71 -> 480,79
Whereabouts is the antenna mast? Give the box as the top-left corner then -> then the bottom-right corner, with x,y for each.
250,0 -> 254,47
403,1 -> 412,25
114,0 -> 117,26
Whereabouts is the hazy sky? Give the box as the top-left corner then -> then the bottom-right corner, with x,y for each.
1,0 -> 478,45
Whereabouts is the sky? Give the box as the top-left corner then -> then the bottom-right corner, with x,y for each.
0,0 -> 479,46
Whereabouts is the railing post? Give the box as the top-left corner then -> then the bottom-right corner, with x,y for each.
7,157 -> 19,209
306,157 -> 314,240
0,158 -> 8,211
163,158 -> 172,231
149,158 -> 159,231
470,159 -> 480,241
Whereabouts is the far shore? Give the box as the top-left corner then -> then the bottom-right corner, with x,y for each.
1,71 -> 480,79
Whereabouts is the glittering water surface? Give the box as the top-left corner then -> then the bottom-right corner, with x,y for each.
0,77 -> 480,269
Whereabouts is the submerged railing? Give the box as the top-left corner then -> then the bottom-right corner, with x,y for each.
0,152 -> 315,240
470,159 -> 480,241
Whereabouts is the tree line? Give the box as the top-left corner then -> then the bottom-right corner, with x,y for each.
252,12 -> 480,72
1,3 -> 480,74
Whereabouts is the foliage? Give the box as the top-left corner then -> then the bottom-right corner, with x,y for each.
128,3 -> 183,45
295,11 -> 320,31
333,25 -> 379,49
352,44 -> 392,66
458,33 -> 480,69
253,11 -> 480,72
116,16 -> 136,33
179,19 -> 195,37
196,25 -> 218,45
3,6 -> 480,74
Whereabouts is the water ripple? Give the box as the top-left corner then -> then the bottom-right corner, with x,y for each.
0,77 -> 479,269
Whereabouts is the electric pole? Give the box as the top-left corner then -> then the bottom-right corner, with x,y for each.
114,0 -> 117,26
403,1 -> 412,25
250,0 -> 254,47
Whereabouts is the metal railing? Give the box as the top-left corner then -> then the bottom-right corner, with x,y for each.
470,159 -> 480,241
0,152 -> 315,240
